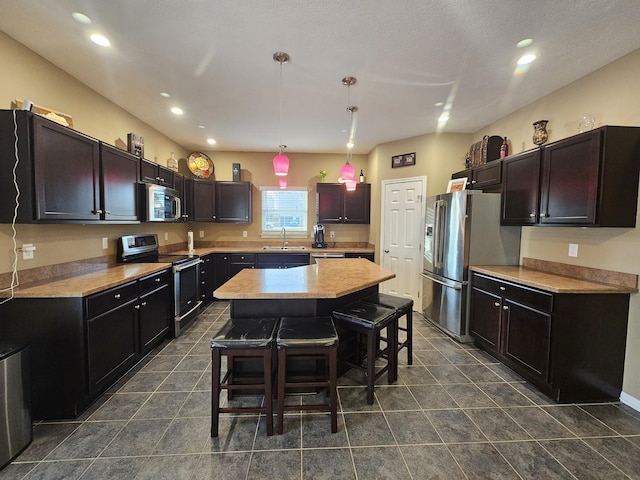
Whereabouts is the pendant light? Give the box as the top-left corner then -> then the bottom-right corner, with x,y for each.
340,76 -> 357,191
273,52 -> 290,176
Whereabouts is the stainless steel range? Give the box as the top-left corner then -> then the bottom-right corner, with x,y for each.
118,234 -> 202,337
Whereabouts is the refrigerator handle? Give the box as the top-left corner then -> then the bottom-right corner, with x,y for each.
420,273 -> 462,290
433,200 -> 446,268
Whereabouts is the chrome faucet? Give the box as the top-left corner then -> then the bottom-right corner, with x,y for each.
281,227 -> 287,248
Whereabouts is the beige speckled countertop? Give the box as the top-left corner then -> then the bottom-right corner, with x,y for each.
214,258 -> 394,299
1,263 -> 172,298
175,246 -> 374,255
471,264 -> 638,294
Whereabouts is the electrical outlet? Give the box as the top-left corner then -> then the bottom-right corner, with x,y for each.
164,232 -> 169,241
199,230 -> 204,238
21,243 -> 35,260
568,243 -> 578,257
243,231 -> 248,238
330,231 -> 335,239
102,237 -> 108,249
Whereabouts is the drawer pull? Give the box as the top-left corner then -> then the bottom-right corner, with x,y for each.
499,286 -> 506,291
503,306 -> 509,310
494,302 -> 500,307
134,304 -> 140,310
155,278 -> 161,282
114,293 -> 121,299
141,302 -> 147,307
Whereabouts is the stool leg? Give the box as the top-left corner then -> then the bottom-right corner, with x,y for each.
329,346 -> 338,433
389,318 -> 398,383
406,310 -> 413,366
277,348 -> 286,435
211,349 -> 221,437
264,349 -> 274,436
366,331 -> 376,404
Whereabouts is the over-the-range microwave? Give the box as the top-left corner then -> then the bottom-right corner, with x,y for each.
141,183 -> 181,222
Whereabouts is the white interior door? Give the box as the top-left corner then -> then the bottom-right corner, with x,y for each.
379,176 -> 426,310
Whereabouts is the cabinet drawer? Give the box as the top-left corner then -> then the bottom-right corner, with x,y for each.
230,253 -> 255,263
472,273 -> 552,313
86,281 -> 138,318
139,269 -> 171,294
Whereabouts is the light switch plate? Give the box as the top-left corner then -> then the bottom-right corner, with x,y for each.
102,237 -> 108,249
568,243 -> 578,257
199,230 -> 204,238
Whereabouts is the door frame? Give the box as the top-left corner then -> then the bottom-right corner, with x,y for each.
379,175 -> 427,311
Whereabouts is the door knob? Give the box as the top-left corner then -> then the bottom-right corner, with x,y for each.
384,249 -> 389,253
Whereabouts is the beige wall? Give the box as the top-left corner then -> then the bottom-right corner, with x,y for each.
2,28 -> 640,401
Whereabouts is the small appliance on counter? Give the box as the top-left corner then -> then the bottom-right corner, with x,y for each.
312,224 -> 327,248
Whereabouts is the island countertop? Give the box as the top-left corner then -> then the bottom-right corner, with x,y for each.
214,258 -> 395,299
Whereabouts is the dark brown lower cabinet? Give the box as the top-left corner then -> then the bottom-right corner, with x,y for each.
470,272 -> 629,403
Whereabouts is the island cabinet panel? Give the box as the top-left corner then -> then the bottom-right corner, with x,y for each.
199,254 -> 214,303
256,253 -> 310,269
469,272 -> 629,402
317,183 -> 370,224
213,254 -> 231,293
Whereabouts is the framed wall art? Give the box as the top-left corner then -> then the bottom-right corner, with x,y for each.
446,177 -> 467,192
391,152 -> 416,168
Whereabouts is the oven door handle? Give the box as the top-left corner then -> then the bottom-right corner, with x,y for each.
173,258 -> 203,272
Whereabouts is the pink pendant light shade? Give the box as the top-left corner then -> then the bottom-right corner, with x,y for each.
340,161 -> 355,181
273,149 -> 289,176
279,177 -> 287,189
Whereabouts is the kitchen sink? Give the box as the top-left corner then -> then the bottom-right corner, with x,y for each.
261,246 -> 307,250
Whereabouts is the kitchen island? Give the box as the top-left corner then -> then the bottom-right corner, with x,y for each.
214,257 -> 395,317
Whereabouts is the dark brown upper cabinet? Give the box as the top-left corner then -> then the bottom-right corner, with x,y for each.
140,158 -> 175,188
0,110 -> 139,223
317,183 -> 370,224
215,181 -> 252,223
501,126 -> 640,227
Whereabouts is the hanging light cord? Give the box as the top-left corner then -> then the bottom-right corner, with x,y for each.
278,57 -> 283,152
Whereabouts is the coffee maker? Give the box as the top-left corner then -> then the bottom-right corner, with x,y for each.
312,224 -> 327,248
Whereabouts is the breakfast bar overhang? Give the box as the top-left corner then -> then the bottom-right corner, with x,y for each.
213,258 -> 396,318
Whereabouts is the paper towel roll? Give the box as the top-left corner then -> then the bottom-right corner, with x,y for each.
187,231 -> 194,253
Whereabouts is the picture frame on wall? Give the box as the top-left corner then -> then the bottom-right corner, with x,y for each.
391,152 -> 416,168
446,177 -> 467,192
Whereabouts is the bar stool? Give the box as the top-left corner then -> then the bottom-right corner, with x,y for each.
210,317 -> 279,437
332,301 -> 397,404
276,317 -> 339,434
361,293 -> 414,370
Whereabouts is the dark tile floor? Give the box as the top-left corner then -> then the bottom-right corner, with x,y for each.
4,301 -> 640,479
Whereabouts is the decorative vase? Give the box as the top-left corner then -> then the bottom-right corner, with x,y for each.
532,120 -> 549,145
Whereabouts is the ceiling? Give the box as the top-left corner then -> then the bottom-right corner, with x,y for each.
1,1 -> 639,154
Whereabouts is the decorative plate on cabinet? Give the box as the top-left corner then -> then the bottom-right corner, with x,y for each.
187,152 -> 214,178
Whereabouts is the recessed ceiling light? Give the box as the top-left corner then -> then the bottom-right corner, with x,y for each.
72,12 -> 92,25
434,102 -> 444,107
517,53 -> 536,65
90,34 -> 111,47
160,92 -> 171,98
516,38 -> 533,48
170,107 -> 184,115
198,125 -> 206,129
207,138 -> 217,145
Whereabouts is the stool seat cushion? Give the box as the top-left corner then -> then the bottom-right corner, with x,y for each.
210,318 -> 279,349
362,293 -> 413,311
333,301 -> 395,329
277,317 -> 338,348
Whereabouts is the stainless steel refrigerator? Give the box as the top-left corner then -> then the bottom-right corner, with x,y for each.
421,190 -> 521,342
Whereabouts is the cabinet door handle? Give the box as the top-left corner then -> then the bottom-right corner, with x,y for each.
114,293 -> 121,299
494,302 -> 500,307
93,209 -> 103,214
141,301 -> 147,307
529,213 -> 536,218
540,213 -> 547,217
135,304 -> 140,309
104,210 -> 111,215
503,306 -> 509,310
499,286 -> 506,291
155,278 -> 161,282
471,180 -> 477,184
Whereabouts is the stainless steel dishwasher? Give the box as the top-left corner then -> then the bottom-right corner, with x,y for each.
310,252 -> 345,264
